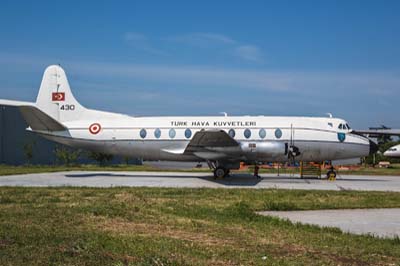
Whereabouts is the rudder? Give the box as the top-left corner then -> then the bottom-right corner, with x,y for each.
36,65 -> 86,122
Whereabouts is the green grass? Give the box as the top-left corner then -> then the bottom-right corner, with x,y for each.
1,187 -> 400,265
338,165 -> 400,176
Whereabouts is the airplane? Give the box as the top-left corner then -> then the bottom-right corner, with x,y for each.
384,144 -> 400,158
0,65 -> 378,178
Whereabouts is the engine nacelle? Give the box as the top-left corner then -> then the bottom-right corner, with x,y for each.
240,141 -> 287,161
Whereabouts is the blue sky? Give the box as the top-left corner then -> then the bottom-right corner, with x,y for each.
0,0 -> 399,128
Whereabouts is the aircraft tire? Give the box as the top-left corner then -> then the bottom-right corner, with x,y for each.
214,167 -> 227,179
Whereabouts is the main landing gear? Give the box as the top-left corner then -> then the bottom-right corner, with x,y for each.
213,167 -> 230,179
210,162 -> 261,179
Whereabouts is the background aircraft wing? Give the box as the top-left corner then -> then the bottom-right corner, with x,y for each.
352,129 -> 400,136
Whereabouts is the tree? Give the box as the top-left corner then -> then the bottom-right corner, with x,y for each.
365,140 -> 400,165
23,141 -> 36,165
123,156 -> 132,165
54,145 -> 81,166
88,151 -> 114,166
377,135 -> 392,145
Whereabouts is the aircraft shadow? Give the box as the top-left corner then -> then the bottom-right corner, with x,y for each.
261,176 -> 386,182
65,173 -> 202,178
202,175 -> 263,186
63,173 -> 385,187
64,172 -> 264,186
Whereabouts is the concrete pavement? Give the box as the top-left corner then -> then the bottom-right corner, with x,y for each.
258,208 -> 400,238
0,171 -> 399,191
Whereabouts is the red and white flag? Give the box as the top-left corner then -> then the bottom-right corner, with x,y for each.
52,92 -> 65,101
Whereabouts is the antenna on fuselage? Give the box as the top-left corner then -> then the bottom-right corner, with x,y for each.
220,112 -> 228,117
326,113 -> 333,118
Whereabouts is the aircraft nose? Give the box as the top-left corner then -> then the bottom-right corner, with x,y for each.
369,140 -> 379,155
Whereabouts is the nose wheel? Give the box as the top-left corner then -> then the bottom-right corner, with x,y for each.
214,167 -> 229,179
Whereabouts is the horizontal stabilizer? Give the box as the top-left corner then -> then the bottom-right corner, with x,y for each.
0,99 -> 35,107
19,106 -> 67,132
0,99 -> 66,131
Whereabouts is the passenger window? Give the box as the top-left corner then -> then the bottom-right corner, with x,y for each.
228,129 -> 235,138
169,128 -> 176,139
154,128 -> 161,139
244,129 -> 251,139
184,128 -> 192,139
259,128 -> 266,139
140,129 -> 147,139
275,128 -> 282,139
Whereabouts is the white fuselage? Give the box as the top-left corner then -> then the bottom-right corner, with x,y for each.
39,115 -> 371,163
0,65 -> 376,174
384,144 -> 400,158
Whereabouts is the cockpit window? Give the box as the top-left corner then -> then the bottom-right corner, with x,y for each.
338,123 -> 351,130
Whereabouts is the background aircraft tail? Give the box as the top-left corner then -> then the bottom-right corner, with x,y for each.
36,65 -> 86,122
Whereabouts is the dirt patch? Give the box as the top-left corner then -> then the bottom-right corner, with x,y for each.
270,243 -> 374,266
0,238 -> 13,248
89,215 -> 235,248
102,251 -> 139,264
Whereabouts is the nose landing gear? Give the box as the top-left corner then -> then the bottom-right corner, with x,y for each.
326,167 -> 337,181
254,165 -> 261,179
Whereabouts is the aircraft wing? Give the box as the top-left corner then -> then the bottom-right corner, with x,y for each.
352,129 -> 400,136
186,130 -> 238,150
162,130 -> 240,159
183,130 -> 241,160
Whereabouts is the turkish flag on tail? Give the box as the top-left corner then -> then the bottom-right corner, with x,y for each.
52,92 -> 65,101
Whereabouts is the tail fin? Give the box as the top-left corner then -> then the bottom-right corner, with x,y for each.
1,65 -> 128,128
36,65 -> 86,122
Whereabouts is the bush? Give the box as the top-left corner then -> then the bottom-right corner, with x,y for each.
54,145 -> 81,166
88,152 -> 114,166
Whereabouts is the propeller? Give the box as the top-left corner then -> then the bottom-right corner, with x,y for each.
287,124 -> 301,165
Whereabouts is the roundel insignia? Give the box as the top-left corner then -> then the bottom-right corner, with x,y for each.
89,123 -> 101,135
337,132 -> 346,142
